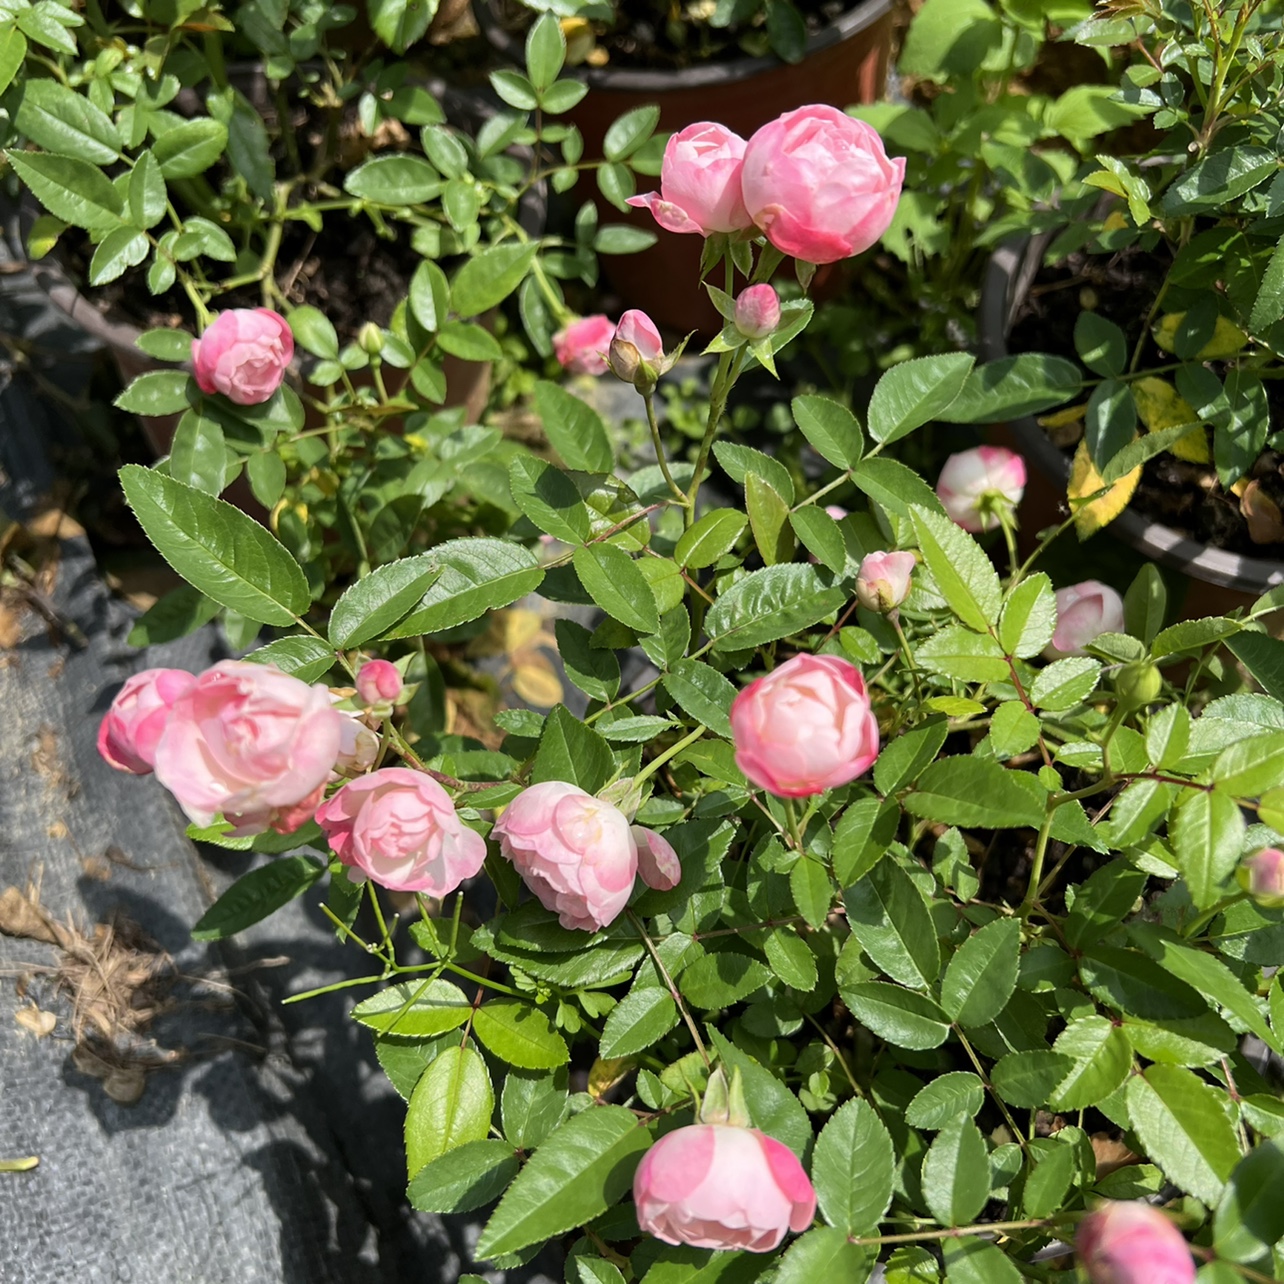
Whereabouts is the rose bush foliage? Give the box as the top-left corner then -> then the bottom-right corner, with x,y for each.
86,24 -> 1284,1284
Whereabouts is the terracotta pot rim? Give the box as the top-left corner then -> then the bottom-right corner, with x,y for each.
480,0 -> 894,94
981,236 -> 1284,596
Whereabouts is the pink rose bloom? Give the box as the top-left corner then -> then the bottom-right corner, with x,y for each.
553,315 -> 615,376
936,446 -> 1026,533
494,783 -> 676,930
731,653 -> 879,797
626,122 -> 752,236
633,825 -> 681,892
1240,847 -> 1284,908
633,1123 -> 816,1252
97,668 -> 197,775
740,106 -> 905,265
855,550 -> 916,614
315,766 -> 486,895
1047,581 -> 1126,657
356,659 -> 403,705
333,709 -> 379,778
734,285 -> 781,340
191,308 -> 294,405
153,660 -> 344,835
1076,1202 -> 1195,1284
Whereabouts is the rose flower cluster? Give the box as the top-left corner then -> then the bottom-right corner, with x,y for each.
552,103 -> 906,379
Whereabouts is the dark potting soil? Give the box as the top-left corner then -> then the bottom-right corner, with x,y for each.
63,216 -> 418,342
1008,244 -> 1284,556
494,0 -> 850,72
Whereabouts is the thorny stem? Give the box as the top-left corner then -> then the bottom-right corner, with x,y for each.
627,909 -> 710,1067
850,1212 -> 1080,1248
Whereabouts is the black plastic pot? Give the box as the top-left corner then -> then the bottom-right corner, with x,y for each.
980,236 -> 1284,617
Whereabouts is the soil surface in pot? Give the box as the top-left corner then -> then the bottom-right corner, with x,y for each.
1008,245 -> 1284,557
63,217 -> 417,342
492,0 -> 853,72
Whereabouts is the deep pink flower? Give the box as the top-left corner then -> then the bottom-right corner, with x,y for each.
936,446 -> 1026,533
1076,1202 -> 1195,1284
153,660 -> 343,835
740,106 -> 905,265
97,668 -> 197,775
492,782 -> 638,931
315,767 -> 486,895
609,310 -> 665,388
633,1123 -> 816,1252
553,315 -> 616,376
730,653 -> 879,797
627,123 -> 752,236
356,660 -> 402,705
1048,581 -> 1126,657
191,308 -> 293,405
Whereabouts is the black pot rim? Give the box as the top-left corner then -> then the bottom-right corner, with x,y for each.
981,236 -> 1284,597
479,0 -> 893,94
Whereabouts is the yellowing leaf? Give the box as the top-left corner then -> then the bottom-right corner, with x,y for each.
1068,439 -> 1140,538
1038,403 -> 1087,430
511,657 -> 563,708
1102,209 -> 1129,232
1131,376 -> 1210,463
1153,312 -> 1248,360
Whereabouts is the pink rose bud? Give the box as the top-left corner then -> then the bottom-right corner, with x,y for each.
1047,581 -> 1126,657
855,550 -> 916,614
609,309 -> 665,390
824,505 -> 848,521
633,1123 -> 816,1252
191,308 -> 294,406
315,766 -> 486,895
1239,847 -> 1284,908
552,314 -> 616,376
1076,1201 -> 1196,1284
492,782 -> 638,931
356,660 -> 402,705
936,445 -> 1027,533
731,653 -> 879,797
633,826 -> 681,891
626,122 -> 753,236
97,668 -> 197,775
741,106 -> 905,265
153,660 -> 344,836
734,285 -> 782,340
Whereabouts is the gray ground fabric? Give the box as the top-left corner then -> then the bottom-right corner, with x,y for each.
0,221 -> 558,1284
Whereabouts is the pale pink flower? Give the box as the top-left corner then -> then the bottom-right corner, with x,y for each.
1240,847 -> 1284,908
626,123 -> 752,236
1047,581 -> 1126,657
356,659 -> 402,705
315,767 -> 486,895
936,446 -> 1026,533
1076,1202 -> 1195,1284
191,308 -> 293,405
633,826 -> 681,892
97,668 -> 197,775
492,782 -> 638,931
153,660 -> 343,835
855,550 -> 916,614
740,106 -> 905,265
633,1123 -> 816,1252
730,653 -> 879,797
608,310 -> 665,389
552,315 -> 616,376
332,710 -> 379,778
734,285 -> 781,340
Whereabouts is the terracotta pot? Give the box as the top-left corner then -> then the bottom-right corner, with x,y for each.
980,236 -> 1284,628
479,0 -> 895,333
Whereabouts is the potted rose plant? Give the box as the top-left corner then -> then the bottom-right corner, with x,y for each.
973,0 -> 1284,616
92,88 -> 1284,1282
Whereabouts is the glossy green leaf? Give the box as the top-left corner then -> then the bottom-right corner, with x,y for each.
940,354 -> 1082,423
329,554 -> 442,647
941,917 -> 1020,1027
991,1051 -> 1076,1108
866,353 -> 975,445
904,758 -> 1046,830
674,510 -> 747,568
773,1228 -> 871,1283
8,150 -> 123,230
573,544 -> 659,634
1170,788 -> 1245,910
1213,1141 -> 1284,1264
473,999 -> 569,1069
905,1072 -> 985,1129
922,1115 -> 989,1226
662,661 -> 736,740
812,1098 -> 894,1234
852,457 -> 946,520
405,1045 -> 493,1179
14,78 -> 120,164
350,979 -> 473,1037
1050,1016 -> 1132,1110
191,855 -> 325,940
452,242 -> 539,318
909,506 -> 1001,633
532,380 -> 614,474
153,118 -> 228,178
680,951 -> 771,1010
408,1138 -> 518,1215
791,394 -> 863,469
845,861 -> 940,991
840,982 -> 950,1050
706,565 -> 845,653
119,465 -> 308,626
600,987 -> 679,1059
998,573 -> 1057,658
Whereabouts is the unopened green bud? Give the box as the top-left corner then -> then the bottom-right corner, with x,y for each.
357,322 -> 384,355
1115,661 -> 1162,709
